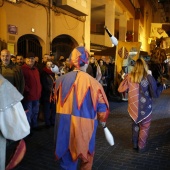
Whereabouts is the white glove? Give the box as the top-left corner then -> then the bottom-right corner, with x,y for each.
147,70 -> 152,75
121,73 -> 125,79
100,122 -> 106,128
163,84 -> 166,90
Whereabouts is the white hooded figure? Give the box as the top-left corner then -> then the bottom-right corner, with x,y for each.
0,74 -> 30,170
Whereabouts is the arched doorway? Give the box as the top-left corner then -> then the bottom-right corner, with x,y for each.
0,40 -> 7,52
17,34 -> 42,61
52,34 -> 78,61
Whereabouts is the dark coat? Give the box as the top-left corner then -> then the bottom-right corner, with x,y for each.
0,62 -> 25,94
86,64 -> 94,77
40,68 -> 55,102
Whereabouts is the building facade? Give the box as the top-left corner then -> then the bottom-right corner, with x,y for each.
0,0 -> 169,60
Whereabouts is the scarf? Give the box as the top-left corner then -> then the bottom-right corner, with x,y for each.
43,67 -> 53,74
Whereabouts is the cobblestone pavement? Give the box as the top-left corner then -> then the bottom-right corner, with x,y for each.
7,88 -> 170,170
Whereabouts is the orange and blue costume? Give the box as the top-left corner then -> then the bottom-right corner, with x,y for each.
54,46 -> 109,170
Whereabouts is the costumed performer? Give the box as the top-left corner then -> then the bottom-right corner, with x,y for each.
54,46 -> 110,170
118,58 -> 164,153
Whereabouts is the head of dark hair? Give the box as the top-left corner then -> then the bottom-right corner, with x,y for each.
26,52 -> 35,58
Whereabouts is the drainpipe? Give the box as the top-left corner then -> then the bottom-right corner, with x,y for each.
48,0 -> 51,53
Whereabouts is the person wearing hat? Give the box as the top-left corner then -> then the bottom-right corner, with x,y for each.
0,49 -> 25,94
54,46 -> 110,170
21,52 -> 42,130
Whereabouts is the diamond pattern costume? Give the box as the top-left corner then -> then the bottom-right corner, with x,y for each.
118,74 -> 163,149
54,46 -> 109,169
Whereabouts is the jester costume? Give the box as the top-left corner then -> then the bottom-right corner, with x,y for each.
54,46 -> 109,170
118,74 -> 163,151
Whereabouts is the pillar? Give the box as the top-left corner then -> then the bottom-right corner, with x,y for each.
119,12 -> 127,41
105,0 -> 116,47
84,0 -> 91,51
134,19 -> 140,42
127,18 -> 134,42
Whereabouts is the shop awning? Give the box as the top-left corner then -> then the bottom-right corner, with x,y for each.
93,46 -> 116,57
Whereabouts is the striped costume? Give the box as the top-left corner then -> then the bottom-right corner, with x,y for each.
118,74 -> 163,149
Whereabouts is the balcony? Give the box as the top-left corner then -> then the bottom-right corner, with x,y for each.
53,0 -> 88,16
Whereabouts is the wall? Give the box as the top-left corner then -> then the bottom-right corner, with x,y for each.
0,7 -> 7,42
1,2 -> 48,54
90,34 -> 105,45
52,12 -> 84,45
0,1 -> 86,54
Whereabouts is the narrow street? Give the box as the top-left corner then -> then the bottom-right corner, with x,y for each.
7,88 -> 170,170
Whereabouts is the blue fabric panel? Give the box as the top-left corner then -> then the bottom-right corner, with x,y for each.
88,119 -> 98,153
55,71 -> 77,102
97,103 -> 108,112
147,74 -> 163,98
137,85 -> 152,123
55,114 -> 71,158
59,150 -> 78,170
72,90 -> 96,119
76,46 -> 88,66
72,90 -> 107,119
136,75 -> 163,123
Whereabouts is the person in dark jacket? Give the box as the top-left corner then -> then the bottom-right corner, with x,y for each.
21,52 -> 42,129
40,60 -> 57,127
105,58 -> 114,98
86,64 -> 94,77
118,58 -> 164,153
89,56 -> 102,81
37,54 -> 51,74
0,49 -> 25,94
98,59 -> 108,93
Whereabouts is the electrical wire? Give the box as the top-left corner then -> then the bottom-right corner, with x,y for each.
21,0 -> 39,8
62,14 -> 79,30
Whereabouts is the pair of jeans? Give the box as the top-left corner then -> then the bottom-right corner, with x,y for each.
43,101 -> 56,126
23,100 -> 39,128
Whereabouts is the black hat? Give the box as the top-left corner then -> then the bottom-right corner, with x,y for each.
26,52 -> 35,58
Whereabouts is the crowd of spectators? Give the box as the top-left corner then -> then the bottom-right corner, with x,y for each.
87,55 -> 115,99
0,50 -> 117,129
1,48 -> 170,169
1,49 -> 169,124
0,48 -> 114,169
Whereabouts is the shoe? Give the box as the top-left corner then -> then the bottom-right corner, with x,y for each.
133,143 -> 138,149
45,125 -> 51,129
32,126 -> 42,131
122,98 -> 128,101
